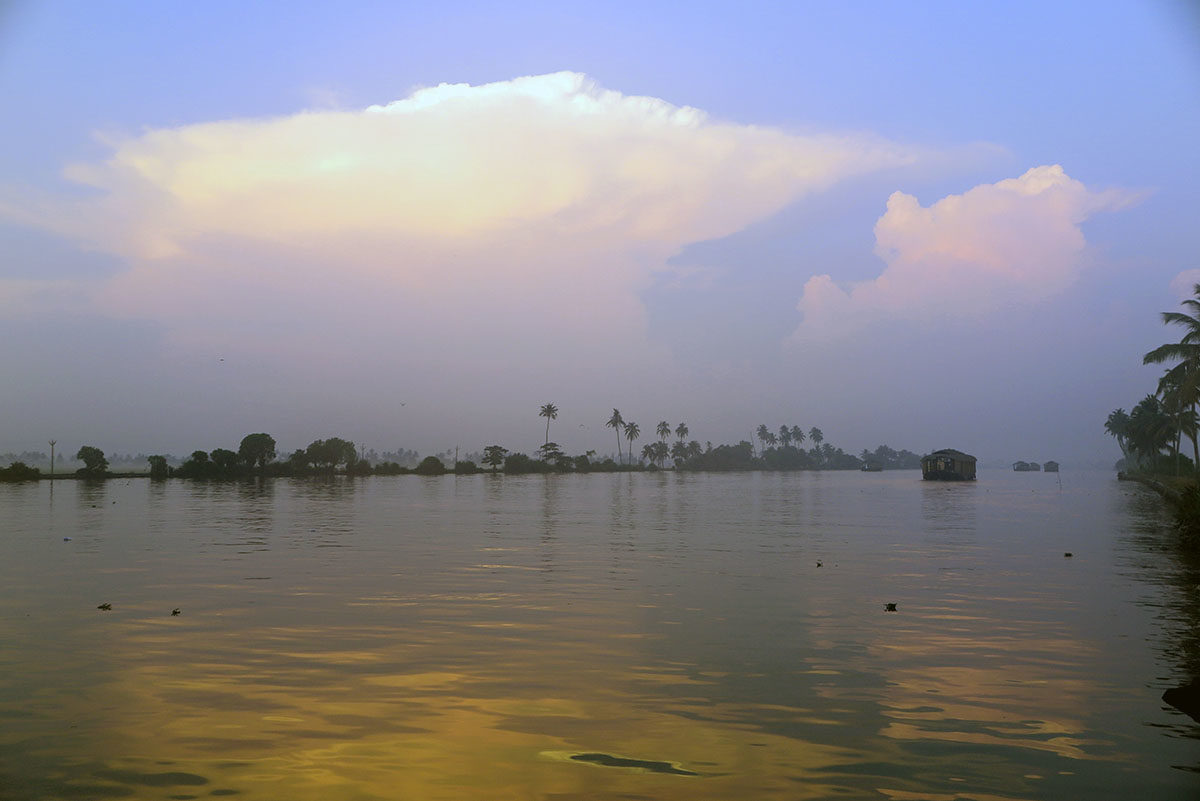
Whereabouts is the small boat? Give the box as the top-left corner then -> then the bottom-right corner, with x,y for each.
861,462 -> 883,472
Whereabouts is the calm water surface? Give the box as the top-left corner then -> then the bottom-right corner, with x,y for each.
1,469 -> 1197,799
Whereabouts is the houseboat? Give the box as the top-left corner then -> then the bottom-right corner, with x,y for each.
921,449 -> 977,481
1043,461 -> 1059,472
1012,461 -> 1041,472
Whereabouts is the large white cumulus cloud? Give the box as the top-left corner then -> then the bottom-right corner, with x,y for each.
16,72 -> 911,257
0,72 -> 926,447
5,72 -> 914,357
792,165 -> 1135,341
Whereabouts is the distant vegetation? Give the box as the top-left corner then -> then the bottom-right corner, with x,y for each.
1106,283 -> 1200,478
1106,282 -> 1200,540
75,446 -> 109,478
0,462 -> 41,482
2,405 -> 924,482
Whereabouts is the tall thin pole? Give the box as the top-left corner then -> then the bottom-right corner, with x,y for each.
49,440 -> 55,478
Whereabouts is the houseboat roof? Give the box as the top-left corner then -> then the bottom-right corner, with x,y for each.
924,448 -> 976,461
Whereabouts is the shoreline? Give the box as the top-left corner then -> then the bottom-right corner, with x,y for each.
1117,470 -> 1200,549
17,466 -> 924,482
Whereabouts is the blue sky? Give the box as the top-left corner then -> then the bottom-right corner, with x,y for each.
1,1 -> 1198,464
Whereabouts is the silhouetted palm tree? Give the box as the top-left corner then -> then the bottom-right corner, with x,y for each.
675,422 -> 689,442
656,421 -> 671,442
756,424 -> 770,456
791,425 -> 805,447
1105,408 -> 1131,461
1145,283 -> 1200,468
606,408 -> 625,463
643,442 -> 669,468
808,427 -> 824,462
539,403 -> 558,445
778,425 -> 792,447
1158,370 -> 1197,474
1128,394 -> 1173,468
624,421 -> 641,463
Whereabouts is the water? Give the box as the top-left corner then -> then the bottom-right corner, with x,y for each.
0,469 -> 1196,799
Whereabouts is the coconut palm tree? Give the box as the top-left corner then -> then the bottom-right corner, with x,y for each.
1105,408 -> 1131,459
1157,370 -> 1198,474
778,425 -> 792,447
606,409 -> 625,463
809,427 -> 824,462
1145,284 -> 1200,468
1128,394 -> 1174,468
539,403 -> 558,446
675,422 -> 689,442
656,421 -> 671,443
756,424 -> 770,456
643,442 -> 668,468
624,421 -> 641,463
791,425 -> 805,447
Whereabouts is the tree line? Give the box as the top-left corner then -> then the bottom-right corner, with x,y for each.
1105,283 -> 1200,475
1,406 -> 922,482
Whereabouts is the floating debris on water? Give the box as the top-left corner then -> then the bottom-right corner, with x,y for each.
569,752 -> 698,776
1064,552 -> 1073,558
171,608 -> 181,616
97,603 -> 112,611
884,603 -> 898,612
540,751 -> 698,776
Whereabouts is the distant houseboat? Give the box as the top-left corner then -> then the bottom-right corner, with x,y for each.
1012,461 -> 1041,472
921,449 -> 977,481
861,462 -> 883,472
1043,461 -> 1059,472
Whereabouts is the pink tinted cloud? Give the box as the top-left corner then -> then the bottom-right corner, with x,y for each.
792,165 -> 1136,341
1170,269 -> 1200,299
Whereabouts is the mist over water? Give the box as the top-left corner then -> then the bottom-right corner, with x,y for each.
1,469 -> 1196,799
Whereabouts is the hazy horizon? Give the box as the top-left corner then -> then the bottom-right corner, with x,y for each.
3,2 -> 1198,467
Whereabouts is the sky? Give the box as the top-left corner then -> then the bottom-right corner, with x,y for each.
1,0 -> 1198,465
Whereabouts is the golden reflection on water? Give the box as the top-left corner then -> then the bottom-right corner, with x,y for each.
61,613 -> 864,801
1,472 -> 1197,800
